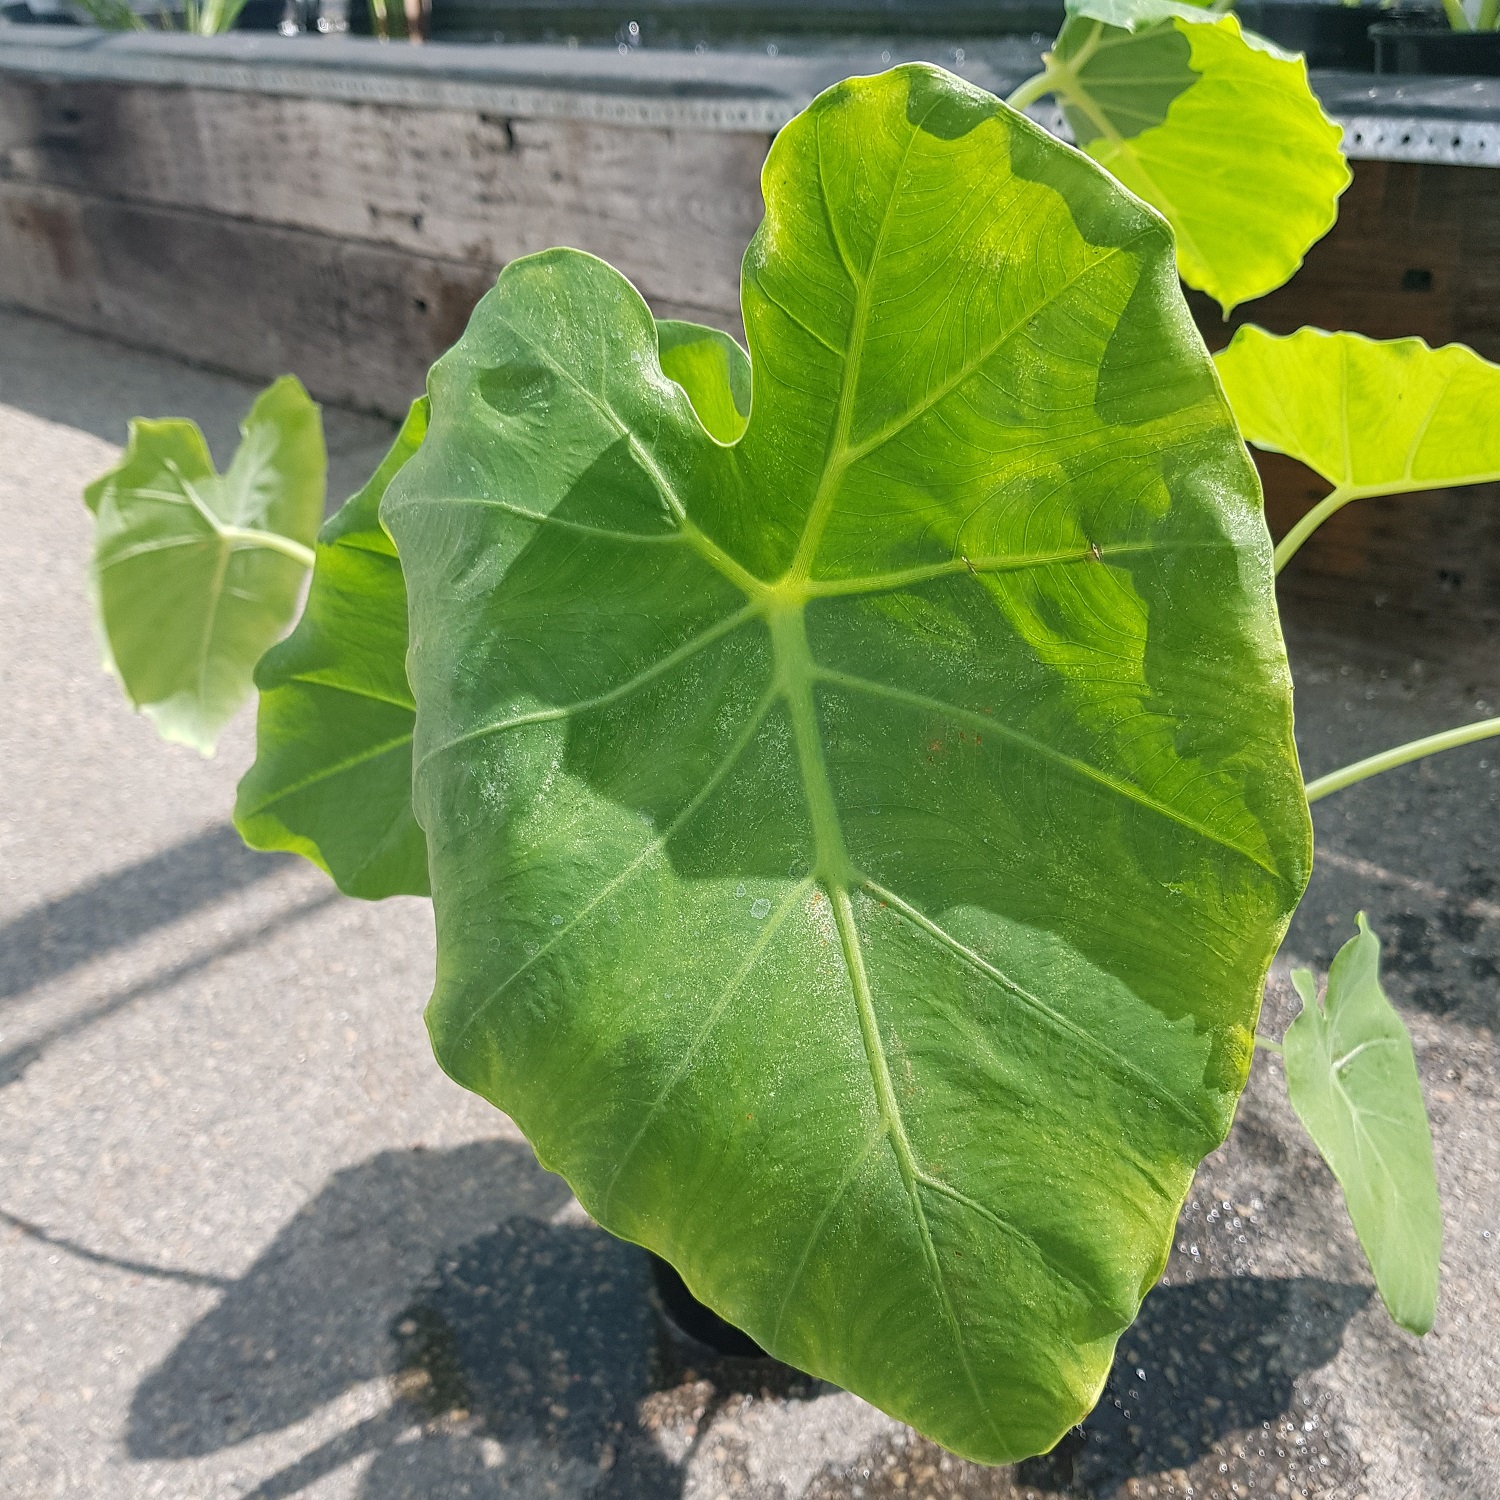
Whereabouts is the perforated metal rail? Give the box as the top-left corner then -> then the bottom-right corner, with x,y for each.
2,27 -> 1498,164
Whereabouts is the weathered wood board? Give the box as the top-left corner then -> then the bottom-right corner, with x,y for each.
2,44 -> 1499,628
0,73 -> 766,412
0,76 -> 768,319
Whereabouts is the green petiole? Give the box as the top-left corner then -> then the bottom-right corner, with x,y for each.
1273,488 -> 1356,574
1005,67 -> 1057,112
1304,716 -> 1500,802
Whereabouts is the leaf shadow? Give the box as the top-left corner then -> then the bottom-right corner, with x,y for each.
1019,1275 -> 1372,1494
126,1141 -> 570,1471
125,1140 -> 815,1500
0,822 -> 292,1006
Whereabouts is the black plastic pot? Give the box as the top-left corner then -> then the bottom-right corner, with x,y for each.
1238,1 -> 1385,71
648,1252 -> 770,1360
1371,19 -> 1500,73
0,3 -> 79,20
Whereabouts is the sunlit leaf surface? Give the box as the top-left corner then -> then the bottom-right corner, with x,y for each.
1215,325 -> 1500,494
235,400 -> 431,899
233,323 -> 755,900
1050,0 -> 1349,311
82,377 -> 324,754
385,66 -> 1311,1462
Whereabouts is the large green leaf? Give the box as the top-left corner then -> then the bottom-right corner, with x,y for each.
1284,916 -> 1442,1336
234,400 -> 431,899
231,322 -> 749,901
384,65 -> 1311,1463
1037,0 -> 1349,312
1215,326 -> 1500,569
82,377 -> 324,754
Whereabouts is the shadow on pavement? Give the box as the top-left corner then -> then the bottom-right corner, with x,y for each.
127,1134 -> 1373,1499
128,1141 -> 571,1480
1030,1275 -> 1372,1496
0,822 -> 293,1004
362,1216 -> 688,1499
0,890 -> 338,1092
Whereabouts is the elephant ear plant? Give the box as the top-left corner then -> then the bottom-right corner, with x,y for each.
81,65 -> 1468,1463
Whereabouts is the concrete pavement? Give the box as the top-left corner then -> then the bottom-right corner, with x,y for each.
1,306 -> 1496,1499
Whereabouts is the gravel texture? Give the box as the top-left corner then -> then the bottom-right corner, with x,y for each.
2,308 -> 1496,1499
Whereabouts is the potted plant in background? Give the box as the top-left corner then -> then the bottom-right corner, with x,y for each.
1370,0 -> 1500,74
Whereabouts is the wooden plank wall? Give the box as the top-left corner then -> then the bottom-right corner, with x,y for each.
2,70 -> 1496,630
0,75 -> 767,414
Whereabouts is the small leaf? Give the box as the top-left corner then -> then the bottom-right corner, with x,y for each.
657,320 -> 752,444
1051,0 -> 1350,311
1215,325 -> 1500,495
1284,915 -> 1442,1335
385,66 -> 1311,1462
234,399 -> 430,899
83,377 -> 324,754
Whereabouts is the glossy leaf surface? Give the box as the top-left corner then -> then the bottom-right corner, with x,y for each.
657,319 -> 752,443
1215,326 -> 1500,494
235,400 -> 431,899
232,321 -> 752,901
82,377 -> 324,754
385,66 -> 1311,1462
1285,916 -> 1442,1335
1048,0 -> 1349,311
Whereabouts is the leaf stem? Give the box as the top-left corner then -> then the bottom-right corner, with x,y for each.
1006,24 -> 1109,117
220,526 -> 316,569
1004,68 -> 1055,112
1479,0 -> 1499,30
1273,486 -> 1354,574
1254,1033 -> 1283,1056
1304,716 -> 1500,802
1442,0 -> 1471,30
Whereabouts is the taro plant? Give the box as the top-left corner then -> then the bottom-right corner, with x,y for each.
79,57 -> 1492,1464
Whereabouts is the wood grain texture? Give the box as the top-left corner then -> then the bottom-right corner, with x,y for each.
0,180 -> 496,414
2,73 -> 1497,628
0,77 -> 766,321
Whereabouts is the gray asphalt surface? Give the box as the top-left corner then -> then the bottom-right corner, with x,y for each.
1,306 -> 1495,1499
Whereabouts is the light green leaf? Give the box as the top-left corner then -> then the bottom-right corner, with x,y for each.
1064,0 -> 1217,25
83,377 -> 324,755
1045,1 -> 1349,311
231,318 -> 751,899
1215,325 -> 1500,493
1215,327 -> 1500,570
384,65 -> 1311,1463
234,400 -> 431,899
657,319 -> 751,444
1284,916 -> 1442,1336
